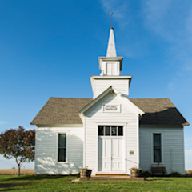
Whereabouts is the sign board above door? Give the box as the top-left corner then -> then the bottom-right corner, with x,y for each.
103,105 -> 121,113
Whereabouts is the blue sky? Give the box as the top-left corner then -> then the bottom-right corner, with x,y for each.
0,0 -> 191,169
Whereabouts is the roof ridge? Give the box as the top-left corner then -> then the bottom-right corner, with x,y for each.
79,86 -> 114,114
130,98 -> 170,99
49,97 -> 92,99
49,97 -> 171,99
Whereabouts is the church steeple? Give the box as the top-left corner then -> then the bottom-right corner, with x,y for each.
91,26 -> 131,98
106,27 -> 117,57
99,27 -> 123,76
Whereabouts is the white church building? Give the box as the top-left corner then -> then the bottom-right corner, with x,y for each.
31,27 -> 189,175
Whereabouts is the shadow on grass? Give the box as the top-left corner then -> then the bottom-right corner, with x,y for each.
0,182 -> 31,191
0,175 -> 78,191
3,174 -> 78,182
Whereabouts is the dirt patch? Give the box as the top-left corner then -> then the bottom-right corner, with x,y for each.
0,169 -> 34,175
186,170 -> 192,174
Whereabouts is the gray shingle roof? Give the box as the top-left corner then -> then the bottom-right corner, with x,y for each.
31,97 -> 189,127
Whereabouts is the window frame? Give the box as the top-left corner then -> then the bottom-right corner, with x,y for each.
153,133 -> 162,163
58,133 -> 67,163
98,126 -> 104,136
118,126 -> 123,136
98,126 -> 123,136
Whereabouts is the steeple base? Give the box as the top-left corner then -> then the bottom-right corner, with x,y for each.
90,76 -> 132,98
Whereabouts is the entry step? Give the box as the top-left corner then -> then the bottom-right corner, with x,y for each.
94,173 -> 130,179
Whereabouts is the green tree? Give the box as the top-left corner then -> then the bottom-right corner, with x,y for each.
0,126 -> 35,176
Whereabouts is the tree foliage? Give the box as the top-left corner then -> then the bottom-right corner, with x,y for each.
0,126 -> 35,176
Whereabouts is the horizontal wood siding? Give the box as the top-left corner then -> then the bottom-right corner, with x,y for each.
84,94 -> 140,174
185,149 -> 192,170
126,115 -> 139,173
91,78 -> 130,97
139,126 -> 185,174
35,127 -> 84,174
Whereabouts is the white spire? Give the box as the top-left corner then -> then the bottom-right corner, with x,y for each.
106,27 -> 117,57
98,26 -> 122,76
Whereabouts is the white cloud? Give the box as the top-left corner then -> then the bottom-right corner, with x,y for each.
100,0 -> 130,27
142,0 -> 192,42
142,0 -> 192,78
101,0 -> 192,46
142,0 -> 173,40
100,0 -> 192,72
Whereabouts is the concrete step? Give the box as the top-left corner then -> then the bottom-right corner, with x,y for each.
95,173 -> 129,176
92,174 -> 131,180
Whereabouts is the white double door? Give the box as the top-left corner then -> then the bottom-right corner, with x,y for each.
99,137 -> 123,172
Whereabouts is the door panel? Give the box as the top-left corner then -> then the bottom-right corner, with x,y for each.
102,138 -> 111,171
99,137 -> 123,172
111,138 -> 122,171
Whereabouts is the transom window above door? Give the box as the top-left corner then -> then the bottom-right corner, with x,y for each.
98,126 -> 123,136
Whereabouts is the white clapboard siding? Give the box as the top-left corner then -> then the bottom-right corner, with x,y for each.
91,77 -> 130,98
83,93 -> 140,174
35,126 -> 84,174
185,149 -> 192,170
139,126 -> 185,174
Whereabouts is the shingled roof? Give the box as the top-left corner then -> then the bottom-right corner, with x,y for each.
31,97 -> 189,127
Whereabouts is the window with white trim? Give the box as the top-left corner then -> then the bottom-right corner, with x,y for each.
58,133 -> 66,162
153,133 -> 162,163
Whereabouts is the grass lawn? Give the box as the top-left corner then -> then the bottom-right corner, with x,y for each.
0,175 -> 192,192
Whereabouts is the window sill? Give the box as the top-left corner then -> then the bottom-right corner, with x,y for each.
57,161 -> 68,164
151,163 -> 164,166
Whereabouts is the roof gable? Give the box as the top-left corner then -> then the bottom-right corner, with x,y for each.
79,86 -> 114,114
80,86 -> 144,116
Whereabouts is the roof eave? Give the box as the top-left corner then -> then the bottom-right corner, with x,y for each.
183,121 -> 190,126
